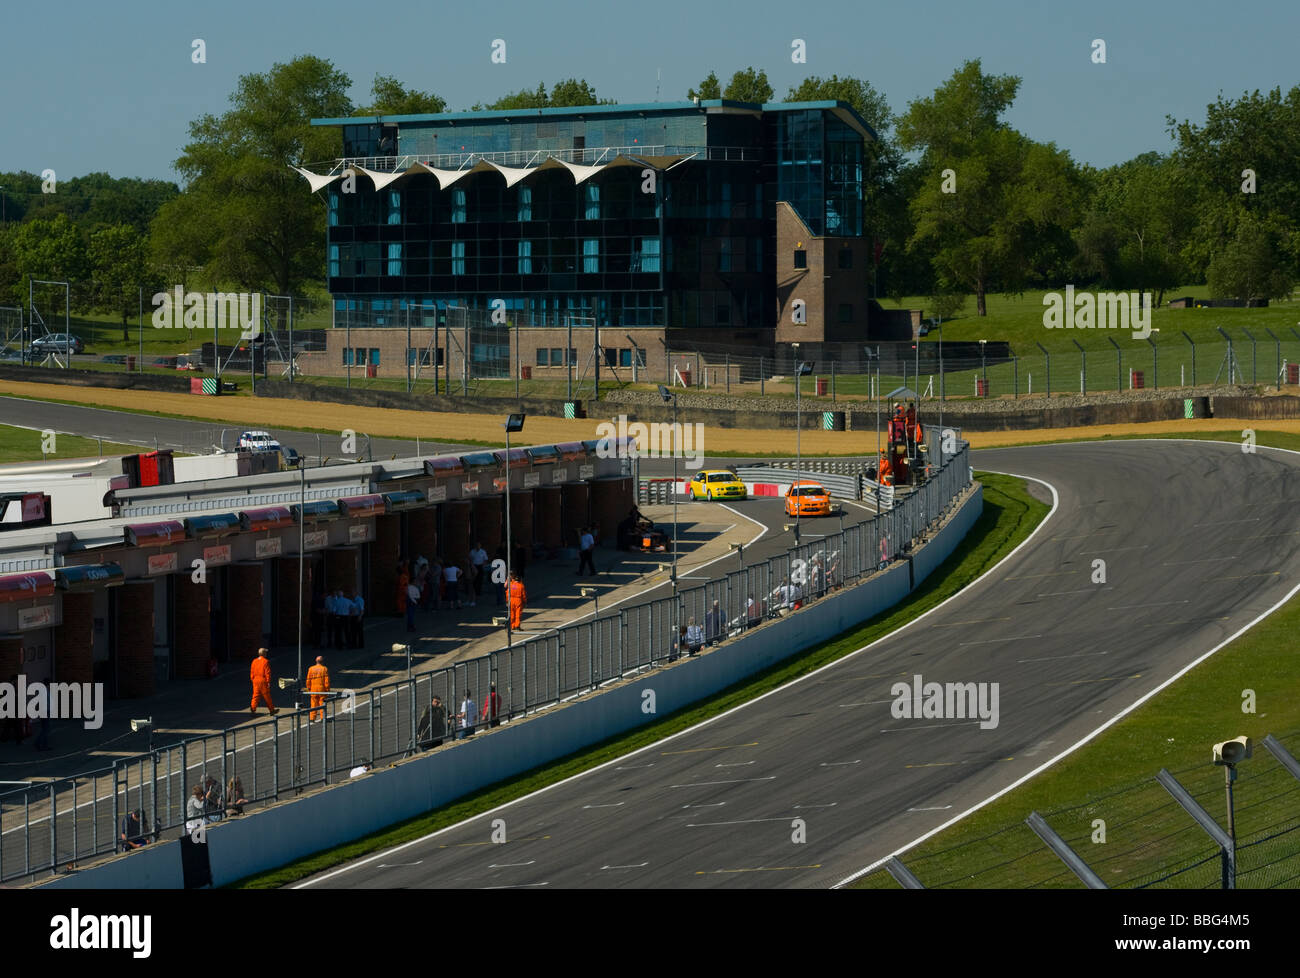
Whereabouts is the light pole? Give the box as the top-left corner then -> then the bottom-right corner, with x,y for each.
296,459 -> 305,684
794,360 -> 813,545
979,339 -> 987,396
936,324 -> 944,428
657,385 -> 678,592
503,413 -> 525,656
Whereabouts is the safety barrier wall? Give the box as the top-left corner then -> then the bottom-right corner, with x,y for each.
43,480 -> 980,888
10,445 -> 974,885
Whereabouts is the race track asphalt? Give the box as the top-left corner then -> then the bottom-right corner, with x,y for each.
297,439 -> 1300,889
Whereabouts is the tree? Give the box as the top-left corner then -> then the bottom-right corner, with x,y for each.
787,74 -> 892,140
723,67 -> 773,103
155,55 -> 351,298
687,71 -> 721,101
898,60 -> 1081,315
473,79 -> 613,111
1206,210 -> 1296,301
365,74 -> 446,115
4,213 -> 87,306
88,224 -> 151,341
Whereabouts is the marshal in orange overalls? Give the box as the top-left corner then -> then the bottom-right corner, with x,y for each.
508,578 -> 527,630
250,654 -> 275,715
306,659 -> 331,722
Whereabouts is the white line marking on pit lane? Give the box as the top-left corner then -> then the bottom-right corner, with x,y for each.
1077,545 -> 1149,554
794,803 -> 838,809
377,861 -> 424,868
838,699 -> 893,707
489,860 -> 536,868
669,777 -> 776,787
819,760 -> 861,766
616,763 -> 655,769
601,862 -> 649,870
682,803 -> 726,808
1018,651 -> 1108,663
1036,587 -> 1113,596
879,721 -> 981,732
715,761 -> 754,767
483,882 -> 550,889
582,803 -> 625,809
907,806 -> 953,812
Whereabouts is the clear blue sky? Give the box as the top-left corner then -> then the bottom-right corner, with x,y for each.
1,0 -> 1296,183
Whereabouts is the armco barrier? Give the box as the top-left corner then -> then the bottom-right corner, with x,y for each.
44,483 -> 981,888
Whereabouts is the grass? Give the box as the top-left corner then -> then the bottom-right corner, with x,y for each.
850,430 -> 1300,890
227,470 -> 1045,887
0,422 -> 143,462
981,428 -> 1300,453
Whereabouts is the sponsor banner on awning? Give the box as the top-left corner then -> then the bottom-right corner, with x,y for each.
304,530 -> 329,551
203,544 -> 232,567
462,481 -> 480,497
348,523 -> 372,544
57,563 -> 126,591
17,605 -> 55,630
0,573 -> 55,603
553,467 -> 569,483
523,472 -> 541,488
148,553 -> 178,576
492,477 -> 508,493
427,486 -> 448,503
255,538 -> 283,559
580,464 -> 595,479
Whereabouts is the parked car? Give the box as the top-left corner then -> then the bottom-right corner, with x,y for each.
237,430 -> 282,453
29,333 -> 85,354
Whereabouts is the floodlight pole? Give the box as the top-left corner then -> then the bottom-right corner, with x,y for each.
297,461 -> 305,684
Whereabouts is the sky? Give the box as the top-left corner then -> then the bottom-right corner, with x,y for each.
1,0 -> 1296,185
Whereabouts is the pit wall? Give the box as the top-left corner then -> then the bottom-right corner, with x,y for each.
40,484 -> 983,889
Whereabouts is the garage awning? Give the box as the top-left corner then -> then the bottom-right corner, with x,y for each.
0,572 -> 55,603
56,563 -> 125,592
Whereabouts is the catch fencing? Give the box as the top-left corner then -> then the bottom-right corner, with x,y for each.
0,443 -> 974,885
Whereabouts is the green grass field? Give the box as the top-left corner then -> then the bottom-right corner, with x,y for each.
229,471 -> 1045,887
0,422 -> 143,462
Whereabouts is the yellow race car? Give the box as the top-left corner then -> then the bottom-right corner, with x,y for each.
687,469 -> 747,501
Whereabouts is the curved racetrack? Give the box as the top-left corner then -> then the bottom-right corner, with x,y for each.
291,440 -> 1300,889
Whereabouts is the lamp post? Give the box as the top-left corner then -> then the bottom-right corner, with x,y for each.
979,339 -> 987,396
794,360 -> 813,545
503,413 -> 525,656
296,459 -> 305,684
658,384 -> 680,663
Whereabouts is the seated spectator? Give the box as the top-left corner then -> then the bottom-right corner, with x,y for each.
119,809 -> 150,851
746,596 -> 761,629
185,785 -> 207,834
202,774 -> 224,822
226,777 -> 249,816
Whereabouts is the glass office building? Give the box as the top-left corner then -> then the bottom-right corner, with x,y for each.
306,100 -> 872,339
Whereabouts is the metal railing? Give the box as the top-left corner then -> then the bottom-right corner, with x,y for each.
0,443 -> 973,884
327,145 -> 760,174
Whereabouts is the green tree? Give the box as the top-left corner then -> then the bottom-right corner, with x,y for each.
723,67 -> 773,103
473,79 -> 613,111
1206,210 -> 1297,301
5,213 -> 87,306
898,60 -> 1081,315
687,71 -> 721,101
87,224 -> 151,341
154,55 -> 351,298
365,74 -> 446,115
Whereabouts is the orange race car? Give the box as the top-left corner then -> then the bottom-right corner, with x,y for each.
784,479 -> 832,518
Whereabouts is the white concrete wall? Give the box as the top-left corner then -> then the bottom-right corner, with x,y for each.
45,485 -> 982,889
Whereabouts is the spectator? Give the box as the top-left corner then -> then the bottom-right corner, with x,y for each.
746,596 -> 761,629
226,777 -> 248,816
469,541 -> 488,606
119,809 -> 150,851
507,570 -> 526,630
426,556 -> 443,611
669,624 -> 688,662
185,785 -> 207,835
577,525 -> 597,576
481,684 -> 502,728
350,759 -> 372,778
705,600 -> 724,645
203,774 -> 224,822
417,694 -> 447,749
332,588 -> 347,650
456,690 -> 477,739
444,560 -> 462,610
406,580 -> 420,632
685,617 -> 704,656
306,655 -> 330,722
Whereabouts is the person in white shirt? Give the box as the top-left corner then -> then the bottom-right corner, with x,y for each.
577,526 -> 597,576
405,581 -> 420,631
444,561 -> 462,609
469,542 -> 487,607
746,596 -> 760,628
456,691 -> 477,739
685,617 -> 704,656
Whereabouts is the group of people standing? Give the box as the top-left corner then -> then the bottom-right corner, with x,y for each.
317,588 -> 365,650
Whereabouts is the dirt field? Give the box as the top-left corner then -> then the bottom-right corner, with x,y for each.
0,378 -> 1292,453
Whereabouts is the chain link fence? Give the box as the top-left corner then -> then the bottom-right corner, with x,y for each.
0,442 -> 974,884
